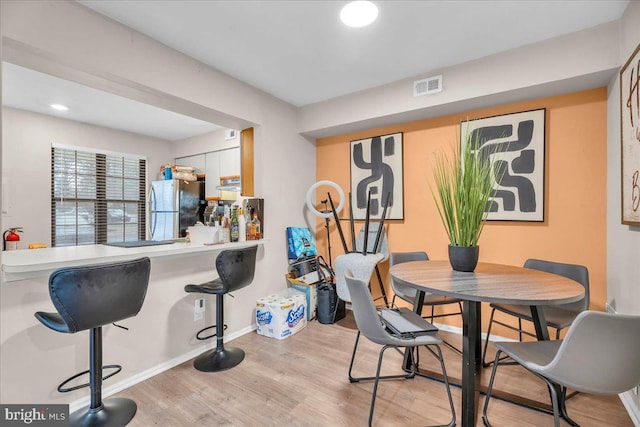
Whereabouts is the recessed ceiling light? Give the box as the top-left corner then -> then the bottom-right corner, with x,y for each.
50,104 -> 69,111
340,1 -> 378,28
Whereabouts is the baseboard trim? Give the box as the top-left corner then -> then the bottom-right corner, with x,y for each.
433,321 -> 517,342
69,324 -> 257,413
620,390 -> 640,427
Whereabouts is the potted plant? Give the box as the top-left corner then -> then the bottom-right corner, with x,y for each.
431,130 -> 498,272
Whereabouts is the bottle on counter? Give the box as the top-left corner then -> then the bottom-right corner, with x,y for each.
245,208 -> 254,240
220,206 -> 231,243
230,207 -> 239,242
251,211 -> 261,240
238,207 -> 246,242
211,222 -> 220,244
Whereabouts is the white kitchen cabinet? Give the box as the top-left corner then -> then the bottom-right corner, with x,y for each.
175,153 -> 205,174
175,148 -> 240,198
204,148 -> 240,198
220,147 -> 240,178
205,151 -> 221,199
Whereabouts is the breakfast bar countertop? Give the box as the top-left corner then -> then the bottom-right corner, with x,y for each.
1,240 -> 264,283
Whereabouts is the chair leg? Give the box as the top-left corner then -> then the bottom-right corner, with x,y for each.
482,349 -> 502,426
559,386 -> 580,426
373,266 -> 389,308
348,331 -> 361,382
485,349 -> 574,427
349,331 -> 413,383
441,337 -> 463,356
518,318 -> 523,342
362,344 -> 453,426
193,294 -> 245,372
431,344 -> 456,427
541,377 -> 562,427
439,302 -> 464,356
69,327 -> 137,427
369,345 -> 392,426
482,308 -> 497,367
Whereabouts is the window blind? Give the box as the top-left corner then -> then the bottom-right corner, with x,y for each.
51,146 -> 146,246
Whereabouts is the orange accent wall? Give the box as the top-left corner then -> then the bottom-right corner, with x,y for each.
315,88 -> 607,338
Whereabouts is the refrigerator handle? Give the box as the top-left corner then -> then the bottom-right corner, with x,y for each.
148,186 -> 157,239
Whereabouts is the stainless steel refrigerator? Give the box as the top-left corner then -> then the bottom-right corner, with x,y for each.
149,180 -> 204,240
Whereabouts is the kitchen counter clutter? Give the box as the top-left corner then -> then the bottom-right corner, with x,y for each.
1,240 -> 264,283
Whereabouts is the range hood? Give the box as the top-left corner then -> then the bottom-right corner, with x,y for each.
216,175 -> 241,192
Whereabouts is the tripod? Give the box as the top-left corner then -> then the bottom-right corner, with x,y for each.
321,200 -> 334,269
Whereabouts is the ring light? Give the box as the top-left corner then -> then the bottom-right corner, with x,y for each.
306,180 -> 344,218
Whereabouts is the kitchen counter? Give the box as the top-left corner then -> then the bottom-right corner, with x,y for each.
1,240 -> 264,283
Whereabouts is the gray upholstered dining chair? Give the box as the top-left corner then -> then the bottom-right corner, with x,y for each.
390,251 -> 463,322
482,310 -> 640,427
334,252 -> 384,304
345,270 -> 456,427
482,258 -> 589,366
353,222 -> 390,307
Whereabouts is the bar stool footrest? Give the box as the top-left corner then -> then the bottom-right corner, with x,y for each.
196,324 -> 227,341
57,365 -> 122,393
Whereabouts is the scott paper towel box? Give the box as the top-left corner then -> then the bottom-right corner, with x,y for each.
256,289 -> 307,339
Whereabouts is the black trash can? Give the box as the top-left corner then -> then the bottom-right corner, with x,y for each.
317,281 -> 345,324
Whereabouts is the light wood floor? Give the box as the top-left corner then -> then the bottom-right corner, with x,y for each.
119,314 -> 633,426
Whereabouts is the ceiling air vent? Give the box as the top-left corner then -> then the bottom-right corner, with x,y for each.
413,75 -> 442,97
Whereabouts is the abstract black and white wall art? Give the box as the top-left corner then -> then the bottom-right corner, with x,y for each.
461,109 -> 546,221
620,42 -> 640,225
350,132 -> 403,220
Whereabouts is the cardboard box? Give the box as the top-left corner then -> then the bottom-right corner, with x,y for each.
285,273 -> 317,320
256,288 -> 307,340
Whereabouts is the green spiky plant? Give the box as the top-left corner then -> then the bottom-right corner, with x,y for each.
431,130 -> 498,247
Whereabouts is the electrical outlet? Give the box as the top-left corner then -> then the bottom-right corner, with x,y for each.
194,298 -> 205,321
633,385 -> 639,396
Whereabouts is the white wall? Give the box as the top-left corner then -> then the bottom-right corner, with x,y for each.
607,2 -> 640,418
1,107 -> 172,247
606,1 -> 640,316
0,0 -> 315,405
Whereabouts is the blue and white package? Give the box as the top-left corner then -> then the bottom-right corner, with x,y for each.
286,227 -> 317,260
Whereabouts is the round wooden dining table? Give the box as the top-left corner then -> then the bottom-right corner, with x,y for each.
390,260 -> 585,427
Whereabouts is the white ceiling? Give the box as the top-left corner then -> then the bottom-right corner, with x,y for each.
2,1 -> 630,140
2,62 -> 221,141
80,0 -> 629,107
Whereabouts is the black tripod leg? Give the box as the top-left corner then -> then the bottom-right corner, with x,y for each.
374,265 -> 389,308
328,192 -> 349,253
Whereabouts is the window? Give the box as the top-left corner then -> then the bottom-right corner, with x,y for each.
51,144 -> 146,246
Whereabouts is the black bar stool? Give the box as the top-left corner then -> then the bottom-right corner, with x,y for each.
35,257 -> 151,427
185,245 -> 257,372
